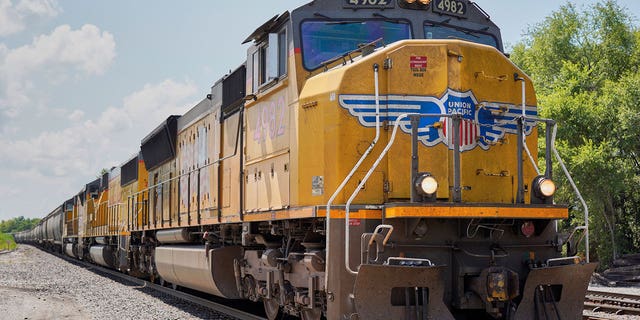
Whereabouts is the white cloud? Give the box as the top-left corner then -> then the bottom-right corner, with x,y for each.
0,78 -> 198,218
15,0 -> 59,17
68,109 -> 84,121
0,24 -> 116,117
0,0 -> 60,36
0,79 -> 198,180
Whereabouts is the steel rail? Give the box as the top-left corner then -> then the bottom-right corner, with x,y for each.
584,289 -> 640,317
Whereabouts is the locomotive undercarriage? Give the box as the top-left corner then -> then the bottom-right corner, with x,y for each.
238,219 -> 327,320
64,212 -> 593,320
169,208 -> 587,319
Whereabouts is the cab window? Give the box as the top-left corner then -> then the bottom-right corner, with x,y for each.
301,20 -> 412,70
424,24 -> 497,48
251,28 -> 287,93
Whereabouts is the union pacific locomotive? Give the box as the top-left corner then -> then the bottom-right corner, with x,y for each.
15,1 -> 596,319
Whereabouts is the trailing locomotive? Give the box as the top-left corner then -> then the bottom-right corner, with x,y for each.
15,1 -> 596,319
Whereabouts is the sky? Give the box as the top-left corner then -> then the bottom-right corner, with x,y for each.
1,0 -> 639,221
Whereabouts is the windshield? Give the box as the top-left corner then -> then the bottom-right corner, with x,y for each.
301,20 -> 411,70
424,24 -> 497,48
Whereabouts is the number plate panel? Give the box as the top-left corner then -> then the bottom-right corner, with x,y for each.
344,0 -> 394,9
433,0 -> 467,17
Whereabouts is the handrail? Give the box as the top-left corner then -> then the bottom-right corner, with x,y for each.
523,135 -> 541,175
550,124 -> 590,262
344,112 -> 451,275
129,107 -> 243,199
345,111 -> 590,276
318,38 -> 384,71
126,108 -> 243,230
326,64 -> 382,283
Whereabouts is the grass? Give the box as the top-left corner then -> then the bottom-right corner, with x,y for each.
0,233 -> 17,251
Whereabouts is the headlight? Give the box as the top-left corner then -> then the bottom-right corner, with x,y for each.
531,175 -> 556,204
535,177 -> 556,197
415,174 -> 438,196
539,179 -> 556,197
400,0 -> 431,9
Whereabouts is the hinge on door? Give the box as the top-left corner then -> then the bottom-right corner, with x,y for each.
383,180 -> 392,193
383,58 -> 393,70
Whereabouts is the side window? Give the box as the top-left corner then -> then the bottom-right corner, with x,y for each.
278,29 -> 287,77
250,28 -> 288,94
252,49 -> 260,93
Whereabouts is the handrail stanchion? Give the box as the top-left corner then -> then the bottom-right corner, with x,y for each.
452,114 -> 462,202
410,115 -> 420,202
545,120 -> 555,179
516,118 -> 525,203
197,168 -> 201,225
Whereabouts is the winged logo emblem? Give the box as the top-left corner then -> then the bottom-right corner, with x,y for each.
339,89 -> 537,152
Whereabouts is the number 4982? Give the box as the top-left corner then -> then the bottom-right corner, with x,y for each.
437,0 -> 465,15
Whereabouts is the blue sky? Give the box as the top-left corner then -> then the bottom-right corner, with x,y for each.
0,0 -> 638,221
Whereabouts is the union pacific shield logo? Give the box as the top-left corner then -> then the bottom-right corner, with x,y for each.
339,89 -> 537,152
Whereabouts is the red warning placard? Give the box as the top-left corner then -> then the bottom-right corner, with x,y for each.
410,56 -> 428,69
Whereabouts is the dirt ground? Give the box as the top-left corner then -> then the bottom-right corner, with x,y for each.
0,247 -> 90,320
0,286 -> 89,320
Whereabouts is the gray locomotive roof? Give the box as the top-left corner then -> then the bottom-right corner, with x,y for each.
177,98 -> 211,132
288,0 -> 503,52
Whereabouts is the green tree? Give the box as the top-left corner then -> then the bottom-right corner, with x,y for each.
511,0 -> 639,268
0,216 -> 41,233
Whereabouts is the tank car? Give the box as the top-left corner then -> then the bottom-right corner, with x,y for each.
17,1 -> 596,319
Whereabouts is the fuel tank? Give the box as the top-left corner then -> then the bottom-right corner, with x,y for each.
89,245 -> 114,268
154,245 -> 242,298
64,243 -> 76,258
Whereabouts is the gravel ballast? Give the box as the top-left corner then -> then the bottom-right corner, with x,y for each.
0,245 -> 237,320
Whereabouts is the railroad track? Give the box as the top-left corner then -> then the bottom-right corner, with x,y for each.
31,247 -> 640,320
584,289 -> 640,318
42,248 -> 267,320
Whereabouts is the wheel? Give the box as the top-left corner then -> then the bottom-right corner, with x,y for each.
263,298 -> 281,320
300,308 -> 322,320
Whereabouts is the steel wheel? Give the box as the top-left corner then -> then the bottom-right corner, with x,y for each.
300,308 -> 322,320
263,298 -> 280,320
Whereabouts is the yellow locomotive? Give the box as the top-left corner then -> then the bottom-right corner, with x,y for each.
17,1 -> 596,319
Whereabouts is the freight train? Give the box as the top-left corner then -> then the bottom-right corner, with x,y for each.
14,1 -> 596,319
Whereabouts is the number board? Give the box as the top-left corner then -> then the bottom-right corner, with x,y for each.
344,0 -> 394,9
433,0 -> 467,17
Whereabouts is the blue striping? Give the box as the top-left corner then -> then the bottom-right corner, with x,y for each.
339,89 -> 538,152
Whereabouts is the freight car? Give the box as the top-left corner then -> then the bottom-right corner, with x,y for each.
16,1 -> 596,319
